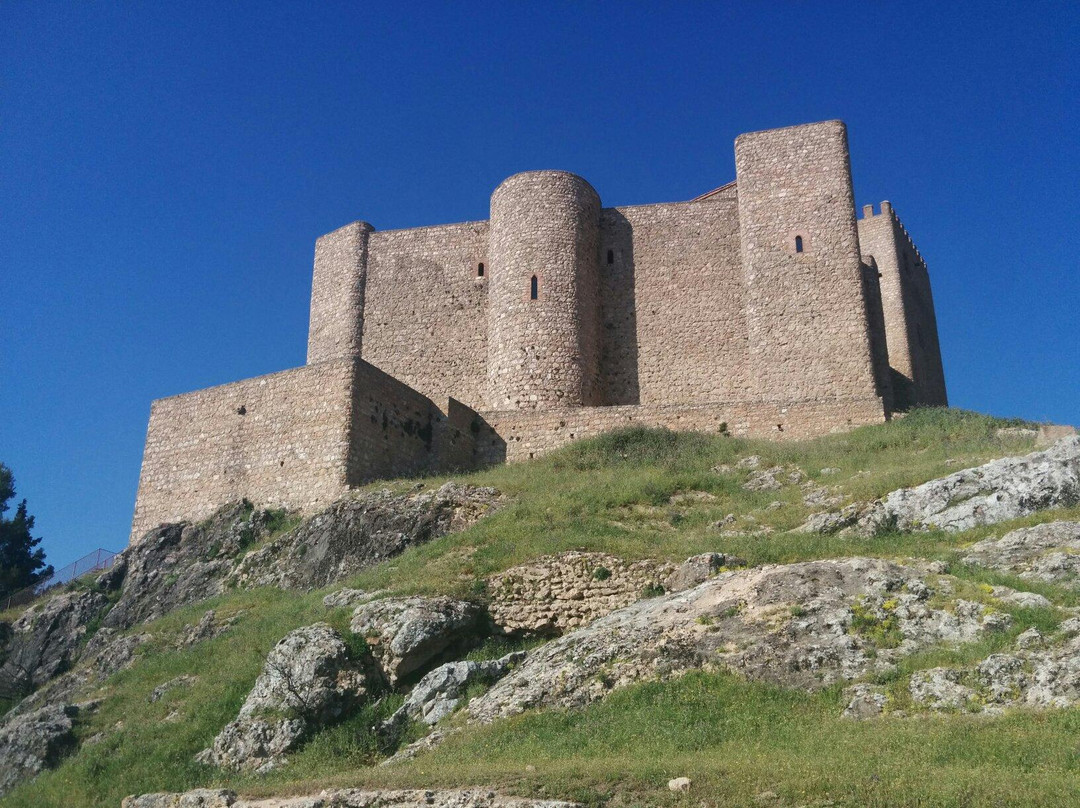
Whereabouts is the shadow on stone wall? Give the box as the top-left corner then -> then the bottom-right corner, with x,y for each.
599,209 -> 640,405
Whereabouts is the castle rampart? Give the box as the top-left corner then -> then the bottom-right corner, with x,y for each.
131,119 -> 948,542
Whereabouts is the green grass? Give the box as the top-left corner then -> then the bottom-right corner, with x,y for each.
6,408 -> 1080,807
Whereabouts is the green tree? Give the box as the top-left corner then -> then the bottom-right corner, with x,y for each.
0,464 -> 52,600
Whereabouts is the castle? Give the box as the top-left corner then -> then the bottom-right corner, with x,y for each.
130,120 -> 947,541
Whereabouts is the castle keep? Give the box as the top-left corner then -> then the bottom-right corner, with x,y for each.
131,120 -> 947,541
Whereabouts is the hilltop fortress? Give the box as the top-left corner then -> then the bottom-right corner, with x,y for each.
131,120 -> 947,541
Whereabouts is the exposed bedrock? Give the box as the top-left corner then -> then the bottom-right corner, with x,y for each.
468,557 -> 1009,722
962,521 -> 1080,588
799,436 -> 1080,535
122,789 -> 581,808
229,483 -> 502,590
198,623 -> 376,772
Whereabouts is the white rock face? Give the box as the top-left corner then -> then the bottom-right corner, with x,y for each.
799,438 -> 1080,535
872,437 -> 1080,533
468,558 -> 1005,723
963,522 -> 1080,588
350,597 -> 482,684
198,623 -> 372,771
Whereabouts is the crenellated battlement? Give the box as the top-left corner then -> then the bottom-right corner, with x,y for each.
131,120 -> 948,542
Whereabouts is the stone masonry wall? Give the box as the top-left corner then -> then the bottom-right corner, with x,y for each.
475,396 -> 887,465
132,360 -> 356,541
858,202 -> 947,408
132,360 -> 480,542
599,196 -> 749,406
735,120 -> 883,408
362,222 -> 490,411
306,222 -> 372,364
487,171 -> 602,410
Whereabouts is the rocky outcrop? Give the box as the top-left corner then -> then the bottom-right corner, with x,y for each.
382,652 -> 525,738
903,621 -> 1080,714
664,552 -> 747,592
1,485 -> 500,724
350,597 -> 482,684
962,521 -> 1080,588
198,623 -> 374,772
123,789 -> 580,808
228,483 -> 502,591
469,558 -> 1007,722
800,437 -> 1080,535
0,589 -> 111,695
487,552 -> 673,636
0,703 -> 80,796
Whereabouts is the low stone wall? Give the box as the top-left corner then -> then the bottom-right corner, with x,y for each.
131,360 -> 357,542
487,551 -> 674,635
131,360 -> 484,543
476,396 -> 887,464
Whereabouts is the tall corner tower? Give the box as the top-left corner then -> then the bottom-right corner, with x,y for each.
306,220 -> 375,365
486,171 -> 602,410
735,120 -> 882,406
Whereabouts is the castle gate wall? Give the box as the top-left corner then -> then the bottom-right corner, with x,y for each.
362,222 -> 490,410
131,360 -> 357,542
598,196 -> 749,406
735,121 -> 883,410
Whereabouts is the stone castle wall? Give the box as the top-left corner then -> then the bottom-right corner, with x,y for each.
858,202 -> 948,408
132,120 -> 948,542
132,359 -> 475,541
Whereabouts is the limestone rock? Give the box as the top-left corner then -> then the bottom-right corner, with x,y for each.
228,483 -> 501,591
123,789 -> 579,807
200,623 -> 373,771
469,558 -> 1001,722
799,438 -> 1080,535
0,703 -> 79,797
842,684 -> 887,719
487,552 -> 673,636
909,667 -> 976,710
664,552 -> 747,592
350,597 -> 482,684
382,652 -> 524,738
667,777 -> 692,792
150,674 -> 198,703
962,522 -> 1080,588
122,791 -> 236,808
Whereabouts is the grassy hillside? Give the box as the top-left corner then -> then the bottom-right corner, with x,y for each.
7,408 -> 1080,808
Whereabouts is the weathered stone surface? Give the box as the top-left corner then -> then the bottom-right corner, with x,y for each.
122,790 -> 237,808
123,789 -> 579,807
228,484 -> 502,591
350,597 -> 482,684
842,684 -> 887,719
664,552 -> 747,592
0,703 -> 79,796
150,674 -> 198,703
487,552 -> 673,636
469,558 -> 1004,722
909,667 -> 976,710
199,623 -> 373,771
382,652 -> 524,737
962,522 -> 1080,589
800,438 -> 1080,535
0,589 -> 110,694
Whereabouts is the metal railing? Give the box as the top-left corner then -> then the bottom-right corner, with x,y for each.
3,548 -> 120,611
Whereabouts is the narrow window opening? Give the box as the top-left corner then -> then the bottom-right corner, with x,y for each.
794,235 -> 804,253
607,249 -> 614,264
477,262 -> 485,277
530,275 -> 538,300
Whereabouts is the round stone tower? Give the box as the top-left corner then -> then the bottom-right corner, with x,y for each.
486,171 -> 602,411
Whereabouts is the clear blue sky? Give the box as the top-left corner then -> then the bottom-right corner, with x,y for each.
2,2 -> 1077,569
